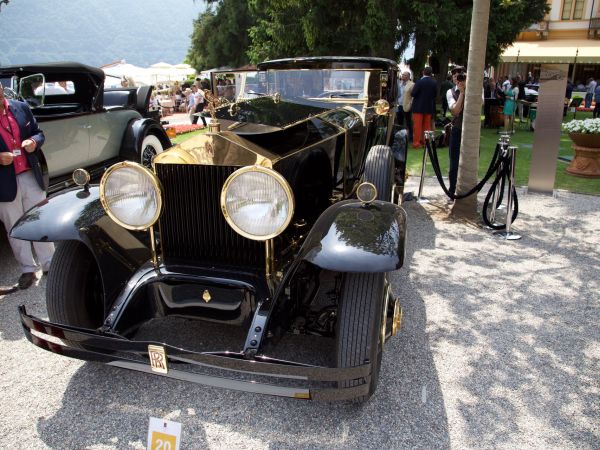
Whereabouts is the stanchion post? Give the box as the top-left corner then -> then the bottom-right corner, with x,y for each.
486,137 -> 509,228
417,131 -> 433,203
494,145 -> 522,240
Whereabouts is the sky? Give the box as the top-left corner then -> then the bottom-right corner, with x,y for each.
0,0 -> 207,67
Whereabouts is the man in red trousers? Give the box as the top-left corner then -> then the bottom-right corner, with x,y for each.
410,66 -> 438,148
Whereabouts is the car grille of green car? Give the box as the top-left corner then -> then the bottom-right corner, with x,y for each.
155,164 -> 266,269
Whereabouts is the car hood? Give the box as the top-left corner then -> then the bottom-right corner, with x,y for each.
211,97 -> 330,134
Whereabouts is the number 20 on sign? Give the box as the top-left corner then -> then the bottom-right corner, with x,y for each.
148,417 -> 181,450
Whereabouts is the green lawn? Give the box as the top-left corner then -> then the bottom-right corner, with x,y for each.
406,111 -> 600,195
171,114 -> 599,195
170,128 -> 208,145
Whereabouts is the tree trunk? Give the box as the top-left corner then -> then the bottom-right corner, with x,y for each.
410,32 -> 430,77
451,0 -> 490,218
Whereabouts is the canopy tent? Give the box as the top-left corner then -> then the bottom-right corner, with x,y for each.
501,39 -> 600,64
101,61 -> 197,87
146,62 -> 196,85
102,62 -> 150,87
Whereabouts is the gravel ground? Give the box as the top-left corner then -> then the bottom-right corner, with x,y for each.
0,177 -> 598,449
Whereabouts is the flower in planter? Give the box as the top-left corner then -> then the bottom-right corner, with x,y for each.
562,118 -> 600,134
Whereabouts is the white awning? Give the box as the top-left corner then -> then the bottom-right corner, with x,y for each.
501,39 -> 600,64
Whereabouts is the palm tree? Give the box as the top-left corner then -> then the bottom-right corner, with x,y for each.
451,0 -> 491,218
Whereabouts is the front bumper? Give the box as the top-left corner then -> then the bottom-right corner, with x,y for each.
19,306 -> 372,401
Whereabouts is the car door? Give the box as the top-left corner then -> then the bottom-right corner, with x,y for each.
38,115 -> 91,179
87,109 -> 140,166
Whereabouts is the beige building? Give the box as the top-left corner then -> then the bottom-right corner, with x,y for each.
498,0 -> 600,84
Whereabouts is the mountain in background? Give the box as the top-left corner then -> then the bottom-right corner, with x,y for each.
0,0 -> 206,68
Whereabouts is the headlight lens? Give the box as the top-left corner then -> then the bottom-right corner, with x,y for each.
221,166 -> 294,240
100,161 -> 162,230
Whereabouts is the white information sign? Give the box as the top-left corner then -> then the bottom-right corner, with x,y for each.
147,417 -> 181,450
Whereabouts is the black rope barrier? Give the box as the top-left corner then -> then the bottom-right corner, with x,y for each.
423,132 -> 519,230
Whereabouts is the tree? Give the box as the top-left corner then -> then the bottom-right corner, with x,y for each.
187,0 -> 254,71
409,0 -> 549,71
247,0 -> 400,63
451,0 -> 490,217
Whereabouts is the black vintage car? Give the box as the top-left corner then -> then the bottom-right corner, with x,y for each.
13,57 -> 408,402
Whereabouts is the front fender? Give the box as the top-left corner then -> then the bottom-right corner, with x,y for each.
10,186 -> 105,242
10,186 -> 151,303
119,118 -> 171,161
299,200 -> 407,272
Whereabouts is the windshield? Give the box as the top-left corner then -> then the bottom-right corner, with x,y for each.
237,69 -> 369,103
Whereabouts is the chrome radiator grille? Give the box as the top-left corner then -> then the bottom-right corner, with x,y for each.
155,164 -> 265,268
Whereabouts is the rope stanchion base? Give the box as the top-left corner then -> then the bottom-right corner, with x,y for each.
493,230 -> 522,240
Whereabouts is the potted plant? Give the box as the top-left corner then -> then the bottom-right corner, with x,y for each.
562,118 -> 600,148
562,118 -> 600,177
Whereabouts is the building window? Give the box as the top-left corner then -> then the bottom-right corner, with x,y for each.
562,0 -> 585,20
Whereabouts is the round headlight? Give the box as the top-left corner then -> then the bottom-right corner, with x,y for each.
100,161 -> 162,230
221,166 -> 294,240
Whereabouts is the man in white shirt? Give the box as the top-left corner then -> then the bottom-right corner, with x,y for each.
187,85 -> 197,124
193,82 -> 207,127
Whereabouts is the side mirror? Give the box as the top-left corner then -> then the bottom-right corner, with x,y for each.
19,73 -> 46,107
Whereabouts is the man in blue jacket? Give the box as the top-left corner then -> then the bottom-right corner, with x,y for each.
0,81 -> 54,290
410,66 -> 437,148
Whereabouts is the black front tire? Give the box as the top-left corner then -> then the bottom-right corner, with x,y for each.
363,145 -> 394,202
46,241 -> 104,329
336,272 -> 385,402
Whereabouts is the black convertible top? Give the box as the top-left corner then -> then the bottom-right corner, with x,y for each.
0,62 -> 105,110
257,56 -> 398,71
0,62 -> 105,83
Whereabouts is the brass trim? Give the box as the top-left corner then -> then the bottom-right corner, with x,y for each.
381,283 -> 391,345
357,182 -> 378,203
72,168 -> 90,186
202,290 -> 212,302
374,99 -> 390,115
265,239 -> 276,296
153,131 -> 278,168
149,225 -> 158,269
392,298 -> 402,336
148,345 -> 168,374
220,166 -> 295,241
99,161 -> 163,231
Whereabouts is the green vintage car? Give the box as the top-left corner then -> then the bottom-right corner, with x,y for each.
0,62 -> 171,193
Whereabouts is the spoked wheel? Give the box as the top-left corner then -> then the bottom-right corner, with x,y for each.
363,145 -> 394,202
46,241 -> 104,330
336,272 -> 386,403
140,134 -> 163,168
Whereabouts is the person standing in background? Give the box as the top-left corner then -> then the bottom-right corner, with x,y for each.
503,77 -> 518,133
440,75 -> 454,118
410,66 -> 437,149
593,82 -> 600,119
187,85 -> 197,124
396,71 -> 414,143
0,81 -> 54,290
585,77 -> 597,109
516,74 -> 526,123
446,66 -> 466,201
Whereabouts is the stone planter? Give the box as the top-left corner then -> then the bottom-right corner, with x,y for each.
566,133 -> 600,178
568,132 -> 600,148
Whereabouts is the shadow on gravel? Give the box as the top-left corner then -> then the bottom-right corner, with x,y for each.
0,233 -> 47,341
416,193 -> 599,448
35,201 -> 451,449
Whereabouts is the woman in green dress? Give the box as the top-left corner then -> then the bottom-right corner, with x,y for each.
503,77 -> 518,132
